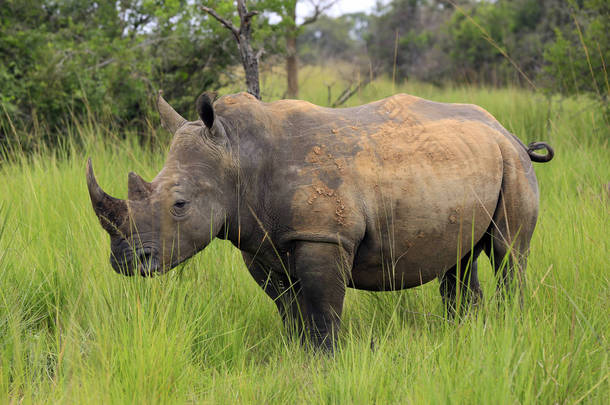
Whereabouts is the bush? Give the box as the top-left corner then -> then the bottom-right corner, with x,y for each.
0,0 -> 235,152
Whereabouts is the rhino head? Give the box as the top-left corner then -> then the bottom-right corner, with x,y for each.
86,91 -> 235,276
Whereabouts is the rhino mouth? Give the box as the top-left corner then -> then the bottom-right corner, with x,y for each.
136,247 -> 160,277
136,247 -> 196,277
110,245 -> 160,277
111,243 -> 195,277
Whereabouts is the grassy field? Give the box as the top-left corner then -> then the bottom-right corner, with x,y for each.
0,70 -> 608,403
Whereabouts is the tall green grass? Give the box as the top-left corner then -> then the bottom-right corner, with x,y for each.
0,71 -> 608,403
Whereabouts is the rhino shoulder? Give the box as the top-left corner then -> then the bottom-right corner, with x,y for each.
215,92 -> 258,108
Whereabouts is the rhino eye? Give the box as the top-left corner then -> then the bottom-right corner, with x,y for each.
171,199 -> 189,216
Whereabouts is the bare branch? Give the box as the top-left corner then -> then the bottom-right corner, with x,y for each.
255,47 -> 265,61
332,69 -> 377,107
300,0 -> 337,26
236,0 -> 247,27
300,8 -> 321,26
201,6 -> 239,40
202,0 -> 261,99
236,0 -> 259,35
243,10 -> 259,23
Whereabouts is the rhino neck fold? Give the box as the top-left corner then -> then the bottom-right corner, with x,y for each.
217,164 -> 275,254
219,196 -> 267,254
216,108 -> 292,256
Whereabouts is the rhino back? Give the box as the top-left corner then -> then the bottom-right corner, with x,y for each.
216,93 -> 523,288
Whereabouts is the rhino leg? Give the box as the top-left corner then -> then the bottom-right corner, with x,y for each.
293,242 -> 351,352
242,252 -> 306,339
484,163 -> 538,303
439,241 -> 484,317
485,218 -> 532,303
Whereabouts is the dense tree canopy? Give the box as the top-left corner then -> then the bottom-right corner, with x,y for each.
361,0 -> 608,92
1,0 -> 607,150
0,0 -> 234,141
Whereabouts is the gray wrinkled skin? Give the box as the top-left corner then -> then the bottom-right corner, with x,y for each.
87,91 -> 554,351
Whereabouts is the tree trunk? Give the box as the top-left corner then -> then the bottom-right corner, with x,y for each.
286,34 -> 298,99
238,32 -> 260,100
285,3 -> 298,99
201,0 -> 261,100
236,0 -> 260,100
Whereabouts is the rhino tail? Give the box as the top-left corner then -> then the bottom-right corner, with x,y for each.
526,141 -> 554,163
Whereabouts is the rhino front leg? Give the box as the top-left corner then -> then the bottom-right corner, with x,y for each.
293,241 -> 350,352
242,252 -> 305,338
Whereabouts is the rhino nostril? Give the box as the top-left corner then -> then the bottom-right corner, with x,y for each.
138,251 -> 151,265
135,248 -> 158,275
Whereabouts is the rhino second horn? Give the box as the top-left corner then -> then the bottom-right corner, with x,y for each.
128,172 -> 151,201
86,158 -> 127,235
157,90 -> 187,134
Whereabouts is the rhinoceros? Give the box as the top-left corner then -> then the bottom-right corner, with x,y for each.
86,91 -> 553,350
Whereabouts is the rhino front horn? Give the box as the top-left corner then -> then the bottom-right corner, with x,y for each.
157,90 -> 187,134
86,158 -> 127,235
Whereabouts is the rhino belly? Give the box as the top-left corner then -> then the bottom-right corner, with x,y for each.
349,148 -> 503,290
350,191 -> 499,290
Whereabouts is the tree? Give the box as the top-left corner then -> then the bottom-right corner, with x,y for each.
298,13 -> 369,65
366,0 -> 449,83
0,0 -> 233,148
266,0 -> 336,98
202,0 -> 263,99
543,0 -> 609,97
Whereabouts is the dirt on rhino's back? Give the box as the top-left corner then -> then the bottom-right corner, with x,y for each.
215,92 -> 536,290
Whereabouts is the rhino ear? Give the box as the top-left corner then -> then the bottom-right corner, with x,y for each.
196,92 -> 217,130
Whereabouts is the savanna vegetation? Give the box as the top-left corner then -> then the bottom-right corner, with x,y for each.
0,0 -> 608,403
1,70 -> 608,403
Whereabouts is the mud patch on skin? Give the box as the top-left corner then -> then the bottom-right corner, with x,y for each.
301,143 -> 353,226
306,145 -> 325,164
361,99 -> 430,167
334,157 -> 346,173
306,179 -> 348,226
448,207 -> 461,224
335,198 -> 347,225
305,144 -> 346,190
306,145 -> 347,173
221,96 -> 238,105
313,180 -> 335,197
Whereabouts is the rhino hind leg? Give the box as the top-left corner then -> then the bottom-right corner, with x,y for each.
439,240 -> 484,318
484,167 -> 538,303
485,223 -> 531,303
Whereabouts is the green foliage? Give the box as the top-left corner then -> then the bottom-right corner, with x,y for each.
298,13 -> 369,65
366,0 -> 440,81
439,0 -> 570,86
361,0 -> 606,100
0,0 -> 234,151
1,0 -> 608,155
201,0 -> 292,56
543,0 -> 609,97
445,1 -> 507,82
257,0 -> 298,30
0,73 -> 608,403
